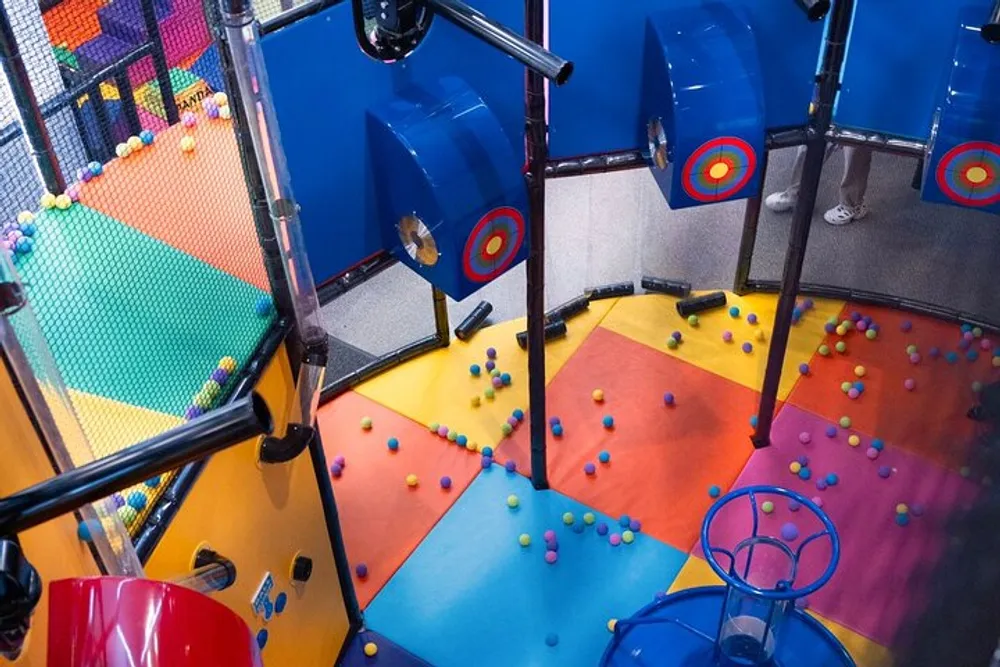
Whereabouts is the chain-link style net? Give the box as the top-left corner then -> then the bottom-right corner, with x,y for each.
2,0 -> 275,535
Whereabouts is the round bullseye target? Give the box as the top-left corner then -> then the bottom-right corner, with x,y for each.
681,137 -> 757,203
462,206 -> 525,283
935,141 -> 1000,207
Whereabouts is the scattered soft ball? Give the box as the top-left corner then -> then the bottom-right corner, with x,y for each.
895,513 -> 910,527
687,314 -> 699,327
598,450 -> 611,464
519,533 -> 531,547
722,330 -> 734,343
406,474 -> 419,487
663,392 -> 675,406
865,329 -> 877,340
505,460 -> 517,473
501,372 -> 512,386
742,342 -> 753,354
666,337 -> 679,350
501,422 -> 513,436
866,447 -> 879,460
584,462 -> 596,476
562,512 -> 574,525
602,415 -> 614,429
439,476 -> 452,490
818,344 -> 830,356
835,341 -> 847,353
181,111 -> 197,128
363,642 -> 378,657
507,494 -> 520,508
799,363 -> 810,375
747,313 -> 759,325
545,633 -> 559,647
179,135 -> 196,152
749,415 -> 758,428
355,563 -> 368,578
871,438 -> 884,451
486,347 -> 497,359
482,446 -> 494,457
788,500 -> 801,512
847,434 -> 860,447
552,424 -> 564,437
904,378 -> 916,391
761,501 -> 775,514
485,360 -> 496,372
622,530 -> 635,544
596,522 -> 609,536
729,306 -> 741,318
895,503 -> 909,515
798,467 -> 812,480
839,416 -> 852,428
484,387 -> 495,399
798,432 -> 811,444
470,363 -> 481,376
825,425 -> 837,438
878,466 -> 891,479
789,461 -> 802,474
848,388 -> 860,400
583,512 -> 596,525
708,485 -> 721,498
781,523 -> 800,541
55,193 -> 72,210
609,533 -> 622,546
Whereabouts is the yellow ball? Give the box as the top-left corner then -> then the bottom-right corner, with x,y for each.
40,192 -> 56,209
507,494 -> 519,508
179,135 -> 196,153
127,135 -> 142,151
16,211 -> 33,224
115,142 -> 131,158
466,440 -> 477,452
854,365 -> 866,378
360,416 -> 373,430
518,533 -> 531,547
405,474 -> 418,487
363,642 -> 378,657
218,105 -> 231,120
789,461 -> 802,474
562,512 -> 574,525
607,619 -> 618,632
622,530 -> 635,544
213,91 -> 229,107
848,435 -> 860,447
895,503 -> 908,515
219,356 -> 238,373
592,389 -> 604,402
583,512 -> 596,525
55,194 -> 72,210
471,395 -> 481,407
836,325 -> 847,336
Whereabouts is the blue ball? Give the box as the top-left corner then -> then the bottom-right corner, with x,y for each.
88,161 -> 103,176
708,485 -> 721,498
967,350 -> 979,362
825,425 -> 837,438
457,434 -> 467,446
139,129 -> 155,145
501,372 -> 512,386
77,521 -> 92,542
470,364 -> 481,376
798,467 -> 811,480
15,237 -> 33,254
946,352 -> 959,364
602,415 -> 614,429
895,513 -> 910,526
545,633 -> 559,647
255,296 -> 273,317
598,450 -> 610,463
825,473 -> 838,485
729,306 -> 740,318
871,438 -> 884,451
513,408 -> 525,421
619,515 -> 631,528
387,437 -> 399,451
962,323 -> 973,333
145,476 -> 162,488
552,424 -> 564,436
749,415 -> 758,428
571,522 -> 584,534
21,223 -> 36,237
852,381 -> 864,393
127,491 -> 147,512
792,306 -> 803,320
482,446 -> 494,457
663,392 -> 675,405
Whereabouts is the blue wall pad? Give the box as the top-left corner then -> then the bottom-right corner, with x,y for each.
341,630 -> 432,667
368,77 -> 528,300
548,0 -> 824,160
836,0 -> 996,140
261,0 -> 524,287
921,13 -> 1000,214
641,4 -> 764,209
365,465 -> 689,667
189,44 -> 225,94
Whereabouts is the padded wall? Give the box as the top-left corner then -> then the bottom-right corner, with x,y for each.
548,0 -> 825,159
836,0 -> 996,140
261,0 -> 525,286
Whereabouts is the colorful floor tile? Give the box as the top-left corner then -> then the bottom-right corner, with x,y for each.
498,326 -> 759,551
364,468 -> 689,667
700,404 -> 979,647
340,630 -> 432,666
599,292 -> 844,400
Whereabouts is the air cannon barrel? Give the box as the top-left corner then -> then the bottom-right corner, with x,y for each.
423,0 -> 574,85
983,0 -> 1000,43
795,0 -> 831,21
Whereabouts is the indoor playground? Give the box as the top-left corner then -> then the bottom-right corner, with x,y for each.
1,0 -> 1000,665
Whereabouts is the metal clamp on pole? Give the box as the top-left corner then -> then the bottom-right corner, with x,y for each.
422,0 -> 574,85
983,0 -> 1000,43
795,0 -> 831,21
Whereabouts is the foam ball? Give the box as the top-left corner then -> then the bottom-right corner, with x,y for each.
482,446 -> 494,457
596,522 -> 609,536
602,415 -> 614,429
55,193 -> 72,210
552,423 -> 564,436
909,353 -> 921,364
360,416 -> 373,430
355,563 -> 368,578
839,416 -> 852,428
598,450 -> 610,464
742,342 -> 753,354
982,339 -> 993,351
798,467 -> 812,480
825,323 -> 836,334
545,633 -> 559,647
484,387 -> 495,399
607,619 -> 618,632
127,490 -> 147,511
387,437 -> 401,451
895,503 -> 908,515
505,460 -> 517,473
895,513 -> 910,526
440,476 -> 452,490
663,392 -> 675,406
622,530 -> 635,544
436,425 -> 448,438
911,504 -> 925,517
811,496 -> 824,508
848,434 -> 860,447
959,338 -> 971,350
519,533 -> 531,547
865,329 -> 877,340
946,351 -> 959,364
967,350 -> 979,362
788,500 -> 801,512
406,474 -> 419,487
781,523 -> 799,541
848,388 -> 860,400
798,431 -> 811,444
492,376 -> 503,388
501,422 -> 513,436
582,462 -> 597,476
825,425 -> 837,438
835,341 -> 847,353
853,365 -> 866,378
749,415 -> 758,428
592,389 -> 604,402
857,320 -> 868,332
799,363 -> 810,375
363,642 -> 378,657
609,533 -> 622,546
184,405 -> 204,420
761,501 -> 775,514
631,519 -> 644,533
666,337 -> 679,350
744,312 -> 758,326
818,344 -> 830,356
878,466 -> 891,479
708,485 -> 721,498
866,447 -> 879,460
543,529 -> 556,542
789,461 -> 802,474
836,325 -> 848,336
180,135 -> 196,152
115,142 -> 131,158
562,512 -> 574,525
330,463 -> 343,478
583,512 -> 596,525
722,330 -> 734,343
687,314 -> 699,327
903,378 -> 916,391
118,506 -> 138,526
501,372 -> 512,386
212,91 -> 229,107
485,360 -> 496,372
871,438 -> 884,451
671,331 -> 683,342
840,381 -> 852,394
126,135 -> 143,153
181,111 -> 197,127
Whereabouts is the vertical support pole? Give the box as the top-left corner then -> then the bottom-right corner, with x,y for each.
87,81 -> 115,162
140,0 -> 180,124
0,1 -> 65,194
114,69 -> 143,137
525,0 -> 547,489
732,151 -> 769,295
432,286 -> 450,345
753,0 -> 855,448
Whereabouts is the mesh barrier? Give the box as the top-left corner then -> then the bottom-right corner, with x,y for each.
2,0 -> 275,535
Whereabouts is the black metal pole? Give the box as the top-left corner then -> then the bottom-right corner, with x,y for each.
432,285 -> 450,345
140,0 -> 180,124
733,151 -> 768,294
0,394 -> 272,534
525,0 -> 547,489
424,0 -> 573,85
114,69 -> 143,137
0,2 -> 65,194
753,0 -> 855,449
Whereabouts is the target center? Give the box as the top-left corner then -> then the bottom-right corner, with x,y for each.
485,236 -> 503,255
708,161 -> 730,180
966,166 -> 989,184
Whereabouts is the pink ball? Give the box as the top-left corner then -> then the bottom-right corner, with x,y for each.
609,533 -> 622,546
811,496 -> 824,508
904,378 -> 916,391
866,447 -> 879,460
909,353 -> 921,364
492,376 -> 503,388
334,455 -> 346,467
856,320 -> 868,332
964,331 -> 975,341
722,331 -> 733,343
66,184 -> 80,201
798,432 -> 811,445
506,416 -> 518,427
437,425 -> 448,437
848,388 -> 860,399
981,339 -> 992,351
1,239 -> 12,252
181,111 -> 197,128
544,550 -> 558,564
543,529 -> 556,542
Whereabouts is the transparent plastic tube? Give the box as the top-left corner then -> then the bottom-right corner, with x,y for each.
0,251 -> 142,577
221,4 -> 326,429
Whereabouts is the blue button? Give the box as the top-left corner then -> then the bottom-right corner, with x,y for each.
274,592 -> 288,614
256,629 -> 268,650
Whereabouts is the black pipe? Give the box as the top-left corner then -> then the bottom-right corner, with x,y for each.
516,319 -> 566,350
586,282 -> 634,300
0,394 -> 272,535
0,2 -> 65,193
753,0 -> 856,449
795,0 -> 831,21
545,295 -> 589,323
733,151 -> 769,295
433,286 -> 450,345
984,1 -> 1000,43
524,0 -> 548,490
455,300 -> 493,341
641,277 -> 691,298
140,0 -> 179,124
424,0 -> 573,85
87,81 -> 115,160
114,69 -> 143,138
676,291 -> 727,317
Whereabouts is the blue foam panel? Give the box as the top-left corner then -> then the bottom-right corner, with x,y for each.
340,630 -> 432,667
365,466 -> 689,667
549,0 -> 825,160
836,0 -> 996,140
261,0 -> 524,286
189,43 -> 224,94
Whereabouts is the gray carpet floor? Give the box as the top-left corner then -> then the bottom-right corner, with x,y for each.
320,147 -> 1000,363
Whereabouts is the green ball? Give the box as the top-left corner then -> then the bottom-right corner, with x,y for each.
818,344 -> 830,356
501,422 -> 513,436
518,533 -> 531,546
839,416 -> 852,428
761,501 -> 775,514
360,416 -> 373,430
193,391 -> 213,409
960,466 -> 971,478
490,369 -> 501,378
447,429 -> 458,442
666,337 -> 678,350
826,316 -> 838,325
202,380 -> 221,399
865,329 -> 877,340
118,506 -> 138,526
906,344 -> 918,355
507,494 -> 520,508
841,320 -> 853,330
841,382 -> 852,393
687,314 -> 699,327
973,327 -> 984,338
622,530 -> 635,544
429,422 -> 439,432
583,512 -> 596,525
484,387 -> 495,399
562,512 -> 574,525
835,341 -> 847,353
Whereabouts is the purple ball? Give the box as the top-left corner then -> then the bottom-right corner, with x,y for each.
788,500 -> 801,512
802,298 -> 814,310
184,405 -> 204,420
545,539 -> 558,552
866,447 -> 879,460
544,550 -> 558,564
797,455 -> 809,466
549,416 -> 561,426
798,432 -> 811,445
929,346 -> 941,359
485,360 -> 496,372
901,320 -> 912,332
780,523 -> 800,541
481,456 -> 493,469
492,376 -> 503,388
330,463 -> 343,477
671,331 -> 683,342
878,466 -> 891,479
850,311 -> 862,322
437,425 -> 449,437
911,503 -> 925,517
816,479 -> 828,491
848,388 -> 860,399
959,338 -> 971,350
505,460 -> 517,473
211,368 -> 229,384
584,462 -> 596,475
355,563 -> 368,578
722,331 -> 733,343
981,339 -> 993,351
825,425 -> 837,438
507,416 -> 519,427
747,313 -> 758,325
824,322 -> 836,334
856,320 -> 868,332
663,392 -> 675,405
440,476 -> 452,489
79,167 -> 93,182
798,363 -> 810,375
207,105 -> 220,119
742,342 -> 753,354
629,519 -> 641,532
486,347 -> 497,359
862,315 -> 873,325
112,493 -> 126,508
334,454 -> 346,467
596,522 -> 609,536
963,331 -> 975,341
909,353 -> 921,364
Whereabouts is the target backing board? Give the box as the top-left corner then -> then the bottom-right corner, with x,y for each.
681,137 -> 758,203
933,141 -> 1000,208
462,206 -> 526,283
